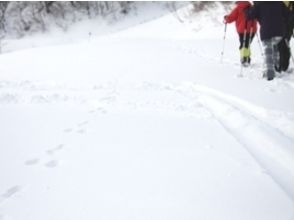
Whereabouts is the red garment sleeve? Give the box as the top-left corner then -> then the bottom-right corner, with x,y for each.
225,6 -> 239,23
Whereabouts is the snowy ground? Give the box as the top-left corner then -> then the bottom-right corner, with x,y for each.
1,4 -> 294,220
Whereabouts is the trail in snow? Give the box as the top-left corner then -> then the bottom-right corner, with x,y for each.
1,84 -> 294,219
1,5 -> 294,219
1,78 -> 294,201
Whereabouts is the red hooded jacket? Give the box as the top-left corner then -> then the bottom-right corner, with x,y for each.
224,1 -> 257,34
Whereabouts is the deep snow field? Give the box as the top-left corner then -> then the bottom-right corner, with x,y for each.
0,3 -> 294,220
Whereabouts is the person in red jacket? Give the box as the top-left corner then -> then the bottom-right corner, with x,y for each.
224,1 -> 258,66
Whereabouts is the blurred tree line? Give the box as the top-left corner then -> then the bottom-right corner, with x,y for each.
191,1 -> 232,12
0,1 -> 232,39
0,1 -> 133,38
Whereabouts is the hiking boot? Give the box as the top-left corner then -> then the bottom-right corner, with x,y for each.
241,57 -> 247,64
266,70 -> 275,81
241,57 -> 250,67
275,64 -> 281,73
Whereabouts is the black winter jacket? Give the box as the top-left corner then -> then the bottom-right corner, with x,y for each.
245,2 -> 289,41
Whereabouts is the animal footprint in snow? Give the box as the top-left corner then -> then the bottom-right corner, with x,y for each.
47,144 -> 65,155
97,107 -> 107,114
89,107 -> 107,114
55,144 -> 64,150
24,158 -> 39,166
77,129 -> 86,134
1,185 -> 21,199
78,121 -> 89,127
45,160 -> 58,168
63,128 -> 73,133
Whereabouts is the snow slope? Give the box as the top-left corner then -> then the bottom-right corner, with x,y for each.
0,4 -> 294,220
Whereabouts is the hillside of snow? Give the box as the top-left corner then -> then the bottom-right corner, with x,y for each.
0,3 -> 294,220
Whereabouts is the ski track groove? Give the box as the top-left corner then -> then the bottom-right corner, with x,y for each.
186,83 -> 294,201
192,84 -> 294,141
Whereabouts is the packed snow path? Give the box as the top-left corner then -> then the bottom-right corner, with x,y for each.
1,12 -> 294,220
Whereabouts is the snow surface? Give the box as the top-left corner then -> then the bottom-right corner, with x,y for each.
0,3 -> 294,220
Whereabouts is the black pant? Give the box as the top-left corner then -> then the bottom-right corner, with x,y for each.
277,38 -> 291,72
239,33 -> 255,49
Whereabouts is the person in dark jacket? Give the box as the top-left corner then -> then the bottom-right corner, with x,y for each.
245,2 -> 289,80
224,1 -> 257,66
277,1 -> 294,72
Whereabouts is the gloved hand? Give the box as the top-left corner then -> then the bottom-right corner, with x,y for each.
223,16 -> 228,24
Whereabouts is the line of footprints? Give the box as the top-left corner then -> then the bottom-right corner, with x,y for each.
25,143 -> 65,168
24,119 -> 90,169
0,105 -> 109,211
0,119 -> 91,210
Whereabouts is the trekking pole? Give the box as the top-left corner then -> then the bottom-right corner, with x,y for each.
239,29 -> 248,77
256,32 -> 264,57
220,23 -> 227,63
248,26 -> 254,63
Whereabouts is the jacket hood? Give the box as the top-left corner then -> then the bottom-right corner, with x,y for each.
236,1 -> 251,8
